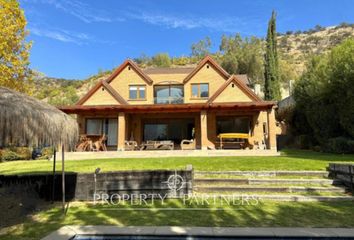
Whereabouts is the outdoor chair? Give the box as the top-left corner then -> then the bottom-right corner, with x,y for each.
76,135 -> 93,152
92,134 -> 107,151
180,139 -> 196,150
125,140 -> 138,151
139,140 -> 174,150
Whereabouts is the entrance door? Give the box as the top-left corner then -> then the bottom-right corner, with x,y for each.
106,119 -> 117,146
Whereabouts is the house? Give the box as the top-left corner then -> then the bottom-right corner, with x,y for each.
60,56 -> 277,151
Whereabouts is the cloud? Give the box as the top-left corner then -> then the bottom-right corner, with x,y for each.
29,25 -> 117,45
24,0 -> 124,23
29,26 -> 92,44
127,12 -> 262,34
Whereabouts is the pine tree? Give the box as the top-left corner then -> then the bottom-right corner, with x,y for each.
264,11 -> 281,100
0,0 -> 32,94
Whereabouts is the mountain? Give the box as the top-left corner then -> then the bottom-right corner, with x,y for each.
32,23 -> 354,106
277,23 -> 354,74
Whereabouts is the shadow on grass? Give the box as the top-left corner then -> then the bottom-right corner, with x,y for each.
2,198 -> 354,240
281,149 -> 354,162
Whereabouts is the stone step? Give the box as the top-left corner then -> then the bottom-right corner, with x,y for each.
194,178 -> 339,186
190,194 -> 354,202
195,171 -> 328,177
194,186 -> 346,193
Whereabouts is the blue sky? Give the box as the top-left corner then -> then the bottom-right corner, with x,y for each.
20,0 -> 354,79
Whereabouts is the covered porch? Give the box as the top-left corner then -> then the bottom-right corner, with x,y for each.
60,102 -> 277,152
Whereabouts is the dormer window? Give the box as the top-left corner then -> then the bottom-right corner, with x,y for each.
191,83 -> 209,98
129,85 -> 146,100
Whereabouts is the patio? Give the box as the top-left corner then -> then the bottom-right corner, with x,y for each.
55,149 -> 279,160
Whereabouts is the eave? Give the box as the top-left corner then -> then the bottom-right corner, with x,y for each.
59,102 -> 276,114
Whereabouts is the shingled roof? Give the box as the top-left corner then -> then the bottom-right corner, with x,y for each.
143,67 -> 195,75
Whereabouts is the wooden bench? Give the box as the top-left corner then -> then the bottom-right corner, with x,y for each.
217,133 -> 251,149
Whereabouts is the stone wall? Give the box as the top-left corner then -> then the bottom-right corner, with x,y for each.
0,168 -> 193,201
328,163 -> 354,192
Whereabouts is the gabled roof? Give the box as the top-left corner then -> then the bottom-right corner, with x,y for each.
143,67 -> 195,75
207,75 -> 262,104
106,59 -> 153,85
183,55 -> 230,84
76,80 -> 128,105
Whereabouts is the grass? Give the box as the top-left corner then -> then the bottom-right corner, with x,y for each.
1,200 -> 354,240
0,149 -> 353,175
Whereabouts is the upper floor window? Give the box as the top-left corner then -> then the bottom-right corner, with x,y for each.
129,85 -> 146,100
154,85 -> 184,104
191,83 -> 209,98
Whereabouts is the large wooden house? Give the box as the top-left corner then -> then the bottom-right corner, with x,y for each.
60,56 -> 277,151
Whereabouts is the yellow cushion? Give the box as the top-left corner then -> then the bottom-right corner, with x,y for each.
217,133 -> 249,139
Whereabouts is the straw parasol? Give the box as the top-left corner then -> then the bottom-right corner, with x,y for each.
0,87 -> 79,212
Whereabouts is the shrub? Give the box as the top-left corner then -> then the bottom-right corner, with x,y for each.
312,145 -> 322,152
325,137 -> 354,154
37,147 -> 54,160
14,147 -> 32,159
295,135 -> 314,149
0,149 -> 21,161
0,147 -> 32,161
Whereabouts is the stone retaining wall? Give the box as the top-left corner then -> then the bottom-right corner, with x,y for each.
328,163 -> 354,192
0,168 -> 193,201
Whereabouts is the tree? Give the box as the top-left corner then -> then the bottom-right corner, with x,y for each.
48,86 -> 79,106
151,53 -> 171,67
134,53 -> 151,67
291,39 -> 354,152
0,0 -> 32,94
191,37 -> 212,58
220,34 -> 264,84
264,10 -> 281,100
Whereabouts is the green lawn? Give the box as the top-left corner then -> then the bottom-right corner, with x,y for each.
1,200 -> 354,240
1,149 -> 354,175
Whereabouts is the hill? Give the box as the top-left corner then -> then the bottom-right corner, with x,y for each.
32,23 -> 354,106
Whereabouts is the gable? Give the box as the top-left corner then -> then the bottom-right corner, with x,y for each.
208,75 -> 262,104
183,56 -> 230,84
109,64 -> 152,104
82,85 -> 120,106
184,63 -> 228,103
213,80 -> 253,103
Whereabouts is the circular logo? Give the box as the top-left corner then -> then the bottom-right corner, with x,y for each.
164,174 -> 186,191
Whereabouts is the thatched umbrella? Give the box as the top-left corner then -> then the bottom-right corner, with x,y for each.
0,87 -> 78,212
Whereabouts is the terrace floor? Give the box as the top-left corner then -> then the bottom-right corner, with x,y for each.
56,149 -> 280,160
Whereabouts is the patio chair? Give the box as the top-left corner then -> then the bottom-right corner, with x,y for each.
76,135 -> 93,152
92,134 -> 107,151
125,140 -> 138,151
180,139 -> 196,150
140,140 -> 174,150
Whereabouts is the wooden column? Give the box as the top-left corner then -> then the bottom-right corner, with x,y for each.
267,107 -> 277,150
200,110 -> 208,150
117,112 -> 126,151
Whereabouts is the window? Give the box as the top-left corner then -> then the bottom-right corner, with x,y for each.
216,117 -> 250,134
86,119 -> 103,135
86,118 -> 117,146
154,85 -> 184,104
191,83 -> 209,98
129,85 -> 146,100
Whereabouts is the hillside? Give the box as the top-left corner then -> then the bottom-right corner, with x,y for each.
277,23 -> 354,74
33,23 -> 354,106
